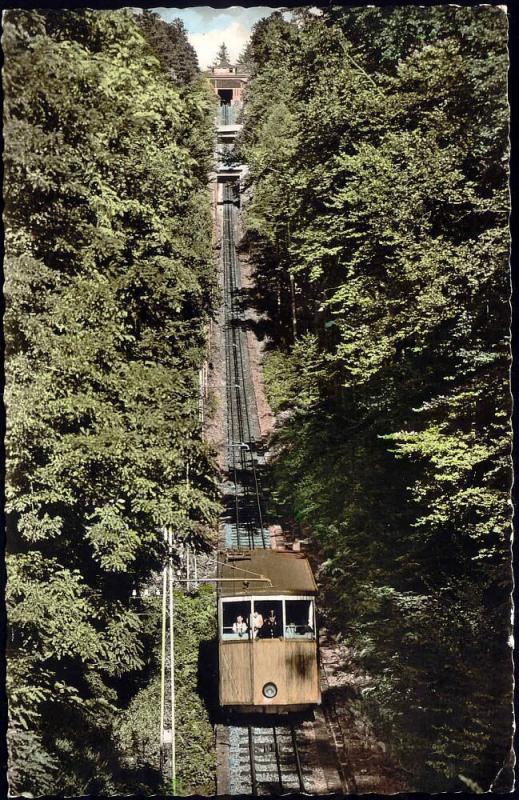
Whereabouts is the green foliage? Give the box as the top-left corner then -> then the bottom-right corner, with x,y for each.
116,676 -> 163,786
216,42 -> 231,66
173,586 -> 217,794
115,587 -> 216,795
244,6 -> 511,792
136,10 -> 199,85
4,9 -> 218,795
262,350 -> 297,414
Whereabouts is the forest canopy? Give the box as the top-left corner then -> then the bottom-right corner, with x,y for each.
3,4 -> 513,796
238,5 -> 512,792
4,9 -> 218,794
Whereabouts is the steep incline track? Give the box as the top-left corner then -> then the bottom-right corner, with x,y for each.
218,179 -> 322,795
228,724 -> 306,795
221,182 -> 268,550
216,178 -> 354,796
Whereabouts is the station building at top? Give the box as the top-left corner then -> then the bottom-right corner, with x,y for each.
207,46 -> 250,199
205,46 -> 249,106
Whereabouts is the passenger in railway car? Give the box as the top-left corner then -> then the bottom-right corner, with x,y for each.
263,609 -> 279,638
232,615 -> 248,638
249,609 -> 264,638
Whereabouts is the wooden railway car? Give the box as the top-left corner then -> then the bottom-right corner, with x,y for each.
217,549 -> 321,712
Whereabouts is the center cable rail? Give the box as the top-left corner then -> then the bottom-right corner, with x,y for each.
222,183 -> 267,549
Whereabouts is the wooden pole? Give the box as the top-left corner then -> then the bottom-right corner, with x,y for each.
160,563 -> 167,759
186,464 -> 191,593
289,272 -> 297,344
199,368 -> 202,424
160,529 -> 167,770
168,529 -> 176,795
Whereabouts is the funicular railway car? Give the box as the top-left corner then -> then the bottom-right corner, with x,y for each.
217,549 -> 321,712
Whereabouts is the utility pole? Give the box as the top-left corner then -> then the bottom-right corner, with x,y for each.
158,553 -> 271,794
287,218 -> 297,344
289,272 -> 297,344
168,528 -> 176,795
159,530 -> 167,773
160,527 -> 177,793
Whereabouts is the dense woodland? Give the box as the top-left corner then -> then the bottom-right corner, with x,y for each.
238,7 -> 512,792
4,6 -> 513,798
4,9 -> 217,794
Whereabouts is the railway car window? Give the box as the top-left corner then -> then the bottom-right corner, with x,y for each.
252,600 -> 283,639
221,600 -> 251,640
284,600 -> 315,639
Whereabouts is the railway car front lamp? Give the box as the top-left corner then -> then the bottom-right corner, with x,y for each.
262,682 -> 278,699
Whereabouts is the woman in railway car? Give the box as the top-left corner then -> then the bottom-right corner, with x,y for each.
232,615 -> 248,638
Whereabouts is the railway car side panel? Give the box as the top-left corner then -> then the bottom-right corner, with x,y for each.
252,639 -> 288,706
219,642 -> 253,705
285,640 -> 321,705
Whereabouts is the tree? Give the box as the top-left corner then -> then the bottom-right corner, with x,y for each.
137,10 -> 199,84
239,6 -> 512,791
4,9 -> 218,794
216,42 -> 231,66
236,42 -> 254,73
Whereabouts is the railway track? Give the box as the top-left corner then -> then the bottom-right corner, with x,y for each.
221,181 -> 268,550
319,656 -> 359,793
218,172 -> 356,795
219,179 -> 318,794
228,724 -> 306,796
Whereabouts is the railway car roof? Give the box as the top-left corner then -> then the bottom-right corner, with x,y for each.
217,549 -> 318,596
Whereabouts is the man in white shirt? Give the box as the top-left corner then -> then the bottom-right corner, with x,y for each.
249,610 -> 264,638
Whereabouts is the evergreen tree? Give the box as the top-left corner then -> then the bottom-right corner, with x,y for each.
216,42 -> 231,66
137,10 -> 199,85
236,42 -> 254,73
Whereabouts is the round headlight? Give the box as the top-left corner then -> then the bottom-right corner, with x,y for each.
262,682 -> 278,699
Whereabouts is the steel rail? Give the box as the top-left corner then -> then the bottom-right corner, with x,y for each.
223,193 -> 257,549
223,200 -> 242,548
223,188 -> 256,549
248,726 -> 258,796
230,270 -> 267,546
223,185 -> 267,547
222,184 -> 266,548
319,653 -> 358,793
223,194 -> 257,547
290,724 -> 306,793
272,726 -> 283,792
243,724 -> 307,796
